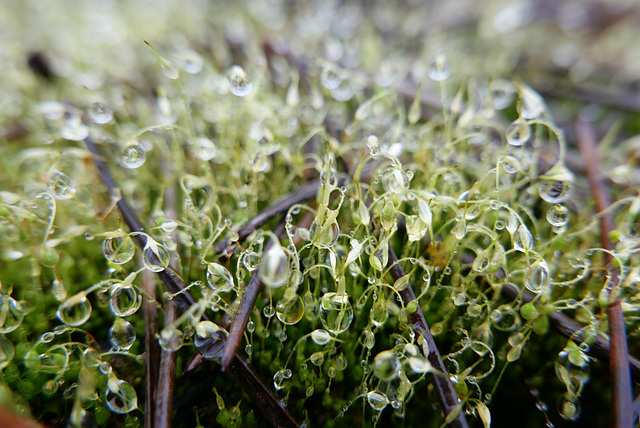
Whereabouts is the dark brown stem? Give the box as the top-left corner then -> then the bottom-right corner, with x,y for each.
221,221 -> 286,369
576,116 -> 632,428
85,137 -> 300,428
214,181 -> 319,257
155,297 -> 177,428
388,249 -> 469,428
142,267 -> 159,428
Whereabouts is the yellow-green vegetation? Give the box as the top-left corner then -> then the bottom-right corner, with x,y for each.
1,1 -> 639,427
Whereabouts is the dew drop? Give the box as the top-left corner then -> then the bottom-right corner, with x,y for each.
0,337 -> 15,370
276,294 -> 305,325
242,252 -> 261,272
119,143 -> 146,169
161,59 -> 179,80
273,368 -> 292,390
61,114 -> 89,141
259,240 -> 290,288
367,391 -> 388,411
539,180 -> 571,204
373,350 -> 400,380
105,380 -> 138,414
247,321 -> 255,333
524,260 -> 551,293
103,232 -> 135,265
206,263 -> 234,292
109,318 -> 136,351
228,65 -> 252,97
57,293 -> 92,327
320,67 -> 341,90
158,327 -> 183,352
506,118 -> 531,147
82,348 -> 102,368
39,243 -> 60,267
194,137 -> 217,161
263,305 -> 275,318
367,135 -> 379,157
110,283 -> 142,317
311,329 -> 332,346
319,292 -> 354,335
310,351 -> 325,366
0,294 -> 23,334
38,100 -> 66,120
49,172 -> 76,200
428,54 -> 451,81
490,79 -> 516,110
88,101 -> 113,124
142,243 -> 170,272
194,321 -> 228,359
546,205 -> 569,227
370,300 -> 389,327
513,224 -> 533,253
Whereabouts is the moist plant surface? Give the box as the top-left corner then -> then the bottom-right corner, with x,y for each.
1,1 -> 639,427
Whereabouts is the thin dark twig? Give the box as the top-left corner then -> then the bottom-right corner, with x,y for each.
576,116 -> 632,428
388,249 -> 469,428
141,267 -> 159,428
84,137 -> 300,428
221,221 -> 286,369
633,393 -> 640,425
214,180 -> 319,256
155,296 -> 178,428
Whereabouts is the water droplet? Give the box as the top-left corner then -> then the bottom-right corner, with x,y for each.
259,241 -> 290,288
367,391 -> 388,411
506,118 -> 531,147
103,232 -> 135,265
206,263 -> 234,292
178,49 -> 203,74
513,224 -> 533,253
142,243 -> 170,272
105,380 -> 138,414
38,100 -> 65,120
263,305 -> 275,318
158,327 -> 183,352
453,217 -> 467,240
373,350 -> 400,380
228,65 -> 252,97
110,283 -> 142,317
408,356 -> 432,374
0,294 -> 24,333
276,294 -> 305,325
320,292 -> 354,335
247,321 -> 255,333
320,67 -> 341,90
49,172 -> 76,200
57,293 -> 92,327
273,368 -> 292,391
490,79 -> 516,110
161,59 -> 179,80
311,329 -> 332,346
524,260 -> 551,293
364,330 -> 375,349
61,114 -> 89,141
428,54 -> 451,81
559,397 -> 581,421
109,318 -> 136,351
546,205 -> 569,227
82,348 -> 102,368
194,321 -> 228,359
367,135 -> 379,157
370,300 -> 389,327
310,351 -> 325,366
88,101 -> 113,124
539,180 -> 571,204
194,137 -> 217,161
0,336 -> 15,370
242,252 -> 261,272
119,143 -> 146,169
39,243 -> 60,267
502,156 -> 521,174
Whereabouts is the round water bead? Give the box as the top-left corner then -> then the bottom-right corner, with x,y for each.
490,79 -> 516,110
51,279 -> 67,302
259,241 -> 290,288
428,54 -> 451,81
110,283 -> 142,317
513,224 -> 533,253
227,65 -> 252,97
109,318 -> 136,351
370,300 -> 389,327
382,168 -> 409,194
103,233 -> 135,264
367,135 -> 379,157
373,350 -> 400,380
0,294 -> 24,333
367,391 -> 388,411
501,155 -> 521,174
57,293 -> 92,327
193,137 -> 217,161
82,348 -> 102,368
142,243 -> 170,272
242,252 -> 261,272
273,368 -> 292,391
194,321 -> 228,359
105,380 -> 138,414
49,172 -> 76,200
310,329 -> 332,346
206,262 -> 234,292
319,292 -> 354,335
38,345 -> 70,373
119,143 -> 146,169
158,327 -> 183,352
546,205 -> 570,227
0,336 -> 15,370
88,101 -> 113,124
276,293 -> 305,325
524,260 -> 551,293
505,118 -> 531,147
539,180 -> 571,204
